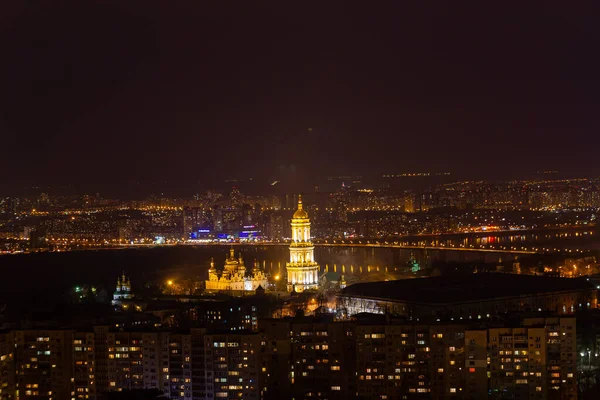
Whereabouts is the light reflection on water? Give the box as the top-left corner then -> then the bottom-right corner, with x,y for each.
220,228 -> 598,275
0,228 -> 596,297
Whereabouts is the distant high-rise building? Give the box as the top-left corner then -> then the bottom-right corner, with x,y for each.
404,192 -> 415,213
183,207 -> 212,238
230,187 -> 243,205
28,228 -> 47,250
271,196 -> 282,210
267,213 -> 285,240
212,207 -> 224,232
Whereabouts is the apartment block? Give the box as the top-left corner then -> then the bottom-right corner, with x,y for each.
13,330 -> 75,400
0,316 -> 581,400
73,331 -> 95,400
0,332 -> 15,400
204,333 -> 263,400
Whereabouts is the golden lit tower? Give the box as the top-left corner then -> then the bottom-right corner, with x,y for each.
286,195 -> 320,292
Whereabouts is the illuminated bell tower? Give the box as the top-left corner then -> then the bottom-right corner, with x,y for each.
286,195 -> 320,292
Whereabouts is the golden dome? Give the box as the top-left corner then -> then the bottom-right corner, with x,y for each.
293,195 -> 308,219
225,247 -> 239,265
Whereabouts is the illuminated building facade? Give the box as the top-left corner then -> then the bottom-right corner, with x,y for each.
13,330 -> 76,400
259,316 -> 356,400
205,248 -> 267,292
259,315 -> 577,400
204,333 -> 265,400
73,331 -> 96,399
0,316 -> 579,400
194,300 -> 259,332
0,332 -> 15,400
286,195 -> 320,292
486,318 -> 578,400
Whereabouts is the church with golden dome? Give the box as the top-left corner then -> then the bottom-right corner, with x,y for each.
112,272 -> 134,306
205,247 -> 267,292
286,195 -> 320,292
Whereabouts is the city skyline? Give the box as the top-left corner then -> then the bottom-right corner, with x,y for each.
3,3 -> 600,398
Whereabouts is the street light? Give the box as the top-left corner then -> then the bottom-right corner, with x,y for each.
581,349 -> 594,368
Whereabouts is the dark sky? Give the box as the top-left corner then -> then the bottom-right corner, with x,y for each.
1,1 -> 599,193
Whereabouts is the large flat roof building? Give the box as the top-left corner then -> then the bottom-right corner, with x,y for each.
337,273 -> 597,319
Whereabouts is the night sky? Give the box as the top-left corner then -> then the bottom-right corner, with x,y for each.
1,1 -> 599,194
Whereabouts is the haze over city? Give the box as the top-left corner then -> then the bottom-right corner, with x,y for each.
2,1 -> 600,196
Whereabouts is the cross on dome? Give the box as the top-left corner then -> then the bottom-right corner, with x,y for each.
293,194 -> 308,219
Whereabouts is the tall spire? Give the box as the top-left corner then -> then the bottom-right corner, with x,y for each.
293,194 -> 308,219
287,192 -> 319,293
229,246 -> 235,259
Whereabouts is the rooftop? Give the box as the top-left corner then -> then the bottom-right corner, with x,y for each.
340,273 -> 595,305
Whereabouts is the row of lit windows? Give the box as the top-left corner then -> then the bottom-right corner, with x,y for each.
213,342 -> 240,348
108,354 -> 128,359
359,375 -> 401,380
364,334 -> 385,339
